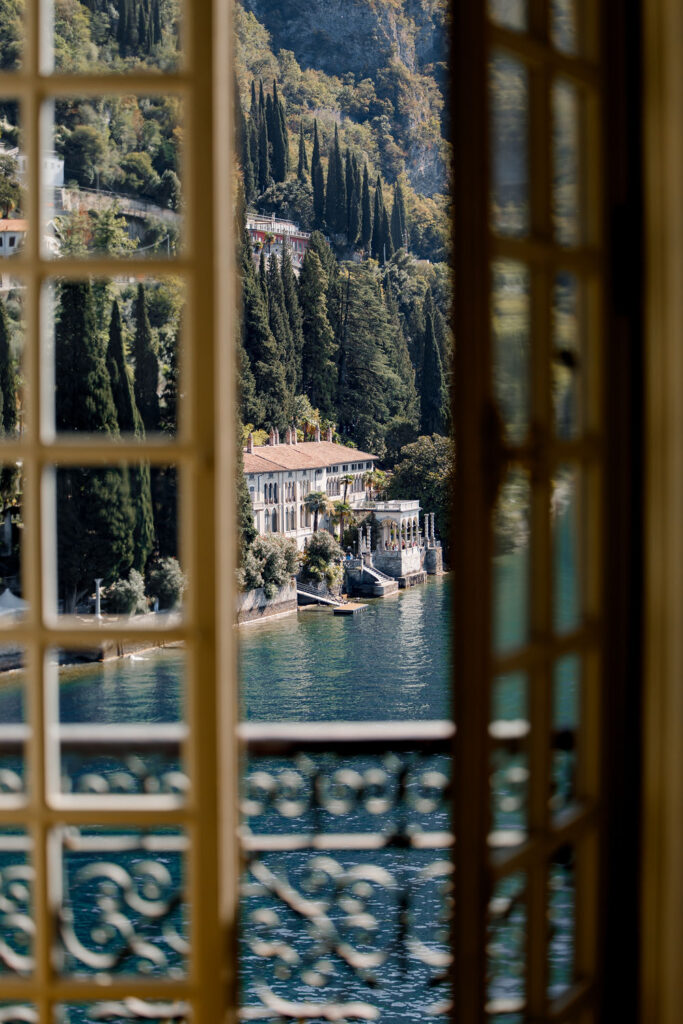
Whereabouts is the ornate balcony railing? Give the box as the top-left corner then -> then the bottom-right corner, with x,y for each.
0,719 -> 576,1021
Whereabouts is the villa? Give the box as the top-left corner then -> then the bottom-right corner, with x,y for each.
243,426 -> 377,548
246,212 -> 311,270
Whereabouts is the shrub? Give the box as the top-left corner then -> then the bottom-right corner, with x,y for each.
147,557 -> 187,610
239,534 -> 299,598
107,569 -> 147,615
300,530 -> 344,587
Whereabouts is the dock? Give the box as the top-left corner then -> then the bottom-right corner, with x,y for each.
333,602 -> 368,616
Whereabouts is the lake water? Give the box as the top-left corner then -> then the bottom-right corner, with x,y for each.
0,506 -> 578,1020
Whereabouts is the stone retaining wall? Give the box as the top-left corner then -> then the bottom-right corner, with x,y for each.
236,582 -> 298,625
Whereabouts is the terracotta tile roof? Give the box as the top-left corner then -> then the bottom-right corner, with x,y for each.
243,440 -> 378,474
0,220 -> 28,232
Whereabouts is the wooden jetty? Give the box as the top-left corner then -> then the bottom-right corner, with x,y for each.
334,602 -> 368,616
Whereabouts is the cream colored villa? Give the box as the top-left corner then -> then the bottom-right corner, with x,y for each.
243,426 -> 378,548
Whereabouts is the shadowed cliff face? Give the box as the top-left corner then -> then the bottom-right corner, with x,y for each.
240,0 -> 449,196
241,0 -> 447,78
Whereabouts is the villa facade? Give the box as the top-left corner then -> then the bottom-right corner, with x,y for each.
243,427 -> 377,549
246,212 -> 311,271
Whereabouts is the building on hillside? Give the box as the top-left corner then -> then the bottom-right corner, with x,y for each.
243,426 -> 377,549
246,212 -> 310,271
0,219 -> 27,256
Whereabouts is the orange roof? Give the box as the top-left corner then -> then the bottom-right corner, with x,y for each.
0,220 -> 27,232
243,440 -> 378,474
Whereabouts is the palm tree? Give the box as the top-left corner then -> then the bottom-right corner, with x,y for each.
305,490 -> 328,532
341,473 -> 354,503
363,468 -> 387,501
332,500 -> 354,544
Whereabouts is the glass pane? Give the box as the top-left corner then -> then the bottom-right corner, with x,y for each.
551,655 -> 580,814
47,0 -> 182,74
488,0 -> 528,32
553,464 -> 581,634
0,104 -> 28,254
551,0 -> 579,55
48,646 -> 187,805
43,97 -> 183,259
490,673 -> 529,848
55,1004 -> 190,1024
493,469 -> 530,654
490,53 -> 529,237
486,873 -> 526,1015
553,79 -> 581,247
0,463 -> 24,627
53,826 -> 188,978
0,829 -> 33,978
492,260 -> 530,443
0,647 -> 26,803
45,463 -> 182,623
547,845 -> 576,999
44,277 -> 183,440
553,273 -> 581,438
0,1006 -> 35,1023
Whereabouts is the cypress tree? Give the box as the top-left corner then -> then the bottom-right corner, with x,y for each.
311,121 -> 325,229
258,79 -> 265,119
137,4 -> 148,54
268,90 -> 287,183
117,0 -> 132,55
258,249 -> 268,299
250,80 -> 257,115
267,252 -> 295,395
344,149 -> 354,234
297,122 -> 308,182
280,241 -> 304,393
0,300 -> 17,437
392,179 -> 408,250
249,117 -> 260,194
324,140 -> 338,235
348,184 -> 361,246
298,249 -> 337,416
0,300 -> 18,510
381,206 -> 394,263
152,0 -> 162,45
274,80 -> 290,175
361,163 -> 372,252
240,236 -> 287,429
132,283 -> 160,433
106,300 -> 154,572
420,313 -> 448,435
371,175 -> 384,261
257,113 -> 270,193
55,282 -> 134,610
325,125 -> 346,235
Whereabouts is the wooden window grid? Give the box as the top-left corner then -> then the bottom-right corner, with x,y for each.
0,0 -> 238,1020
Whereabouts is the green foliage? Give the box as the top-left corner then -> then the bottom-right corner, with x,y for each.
298,249 -> 336,418
0,152 -> 21,217
0,0 -> 23,71
132,283 -> 160,433
304,490 -> 328,532
300,529 -> 344,587
238,533 -> 299,598
146,556 -> 186,609
107,568 -> 147,614
388,433 -> 453,553
420,313 -> 448,435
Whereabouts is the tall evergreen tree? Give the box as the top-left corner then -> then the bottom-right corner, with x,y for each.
55,281 -> 134,610
298,249 -> 337,416
297,122 -> 308,182
311,120 -> 325,229
344,149 -> 354,234
420,313 -> 448,435
325,125 -> 346,235
280,241 -> 304,393
106,299 -> 154,572
274,80 -> 290,175
266,92 -> 286,183
348,183 -> 361,246
0,300 -> 18,510
361,163 -> 372,251
250,80 -> 257,114
132,283 -> 160,433
371,175 -> 384,261
266,252 -> 296,397
257,111 -> 270,193
390,179 -> 408,251
240,236 -> 288,429
381,206 -> 394,263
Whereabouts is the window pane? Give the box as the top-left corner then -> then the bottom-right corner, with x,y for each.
490,672 -> 529,848
55,1004 -> 190,1024
547,845 -> 576,999
42,97 -> 183,260
45,463 -> 182,623
0,647 -> 26,802
551,0 -> 579,55
553,464 -> 581,635
46,0 -> 183,74
486,873 -> 527,1016
492,259 -> 530,444
53,826 -> 188,978
553,79 -> 582,247
48,646 -> 187,806
551,655 -> 580,815
0,104 -> 28,254
490,54 -> 530,237
0,464 -> 25,626
553,272 -> 582,439
44,277 -> 183,440
0,829 -> 33,978
493,469 -> 530,655
488,0 -> 528,32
